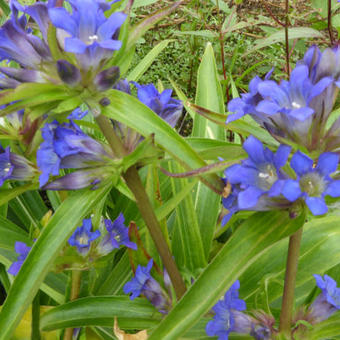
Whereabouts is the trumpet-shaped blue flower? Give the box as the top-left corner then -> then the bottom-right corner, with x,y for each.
8,241 -> 31,276
68,218 -> 101,255
49,0 -> 126,69
37,120 -> 111,187
0,145 -> 36,186
98,213 -> 137,255
282,151 -> 340,215
134,83 -> 183,128
123,259 -> 171,313
308,274 -> 340,323
224,136 -> 291,215
206,281 -> 249,339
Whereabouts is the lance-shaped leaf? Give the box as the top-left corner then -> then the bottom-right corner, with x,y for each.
0,185 -> 111,340
192,43 -> 225,261
148,211 -> 305,340
101,90 -> 224,194
40,296 -> 162,331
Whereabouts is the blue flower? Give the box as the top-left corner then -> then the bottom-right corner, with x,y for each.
224,136 -> 291,214
308,274 -> 340,323
123,259 -> 170,313
282,151 -> 340,215
8,241 -> 31,276
206,281 -> 249,339
227,68 -> 273,123
49,0 -> 127,69
123,259 -> 154,300
68,218 -> 101,255
134,83 -> 183,128
0,145 -> 36,186
37,120 -> 110,187
98,213 -> 137,255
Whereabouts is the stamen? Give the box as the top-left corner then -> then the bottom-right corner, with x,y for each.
292,101 -> 301,109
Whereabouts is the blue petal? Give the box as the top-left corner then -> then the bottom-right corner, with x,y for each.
243,136 -> 266,164
273,144 -> 291,168
325,180 -> 340,197
48,8 -> 78,35
98,40 -> 122,50
309,77 -> 333,100
305,196 -> 328,215
97,12 -> 127,40
282,179 -> 301,201
288,107 -> 314,121
238,186 -> 263,209
290,151 -> 313,176
256,100 -> 281,115
316,152 -> 339,176
64,37 -> 87,54
258,81 -> 289,106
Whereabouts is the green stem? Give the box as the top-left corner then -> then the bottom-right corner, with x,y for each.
63,271 -> 81,340
31,292 -> 41,340
95,115 -> 186,299
285,0 -> 290,77
279,227 -> 303,337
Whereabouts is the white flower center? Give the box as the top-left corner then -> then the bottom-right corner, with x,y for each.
88,35 -> 99,44
292,101 -> 301,109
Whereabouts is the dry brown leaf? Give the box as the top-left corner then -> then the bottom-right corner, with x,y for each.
113,317 -> 148,340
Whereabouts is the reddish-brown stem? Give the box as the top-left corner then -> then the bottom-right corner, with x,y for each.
262,1 -> 285,27
285,0 -> 290,77
328,0 -> 334,46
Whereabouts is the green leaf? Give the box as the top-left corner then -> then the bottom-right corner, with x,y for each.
169,162 -> 207,272
40,296 -> 162,331
101,90 -> 223,194
127,1 -> 182,49
148,211 -> 305,339
174,30 -> 217,39
0,186 -> 111,340
244,27 -> 324,57
311,313 -> 340,339
0,183 -> 38,207
241,215 -> 340,309
127,40 -> 173,82
0,0 -> 10,16
193,43 -> 225,260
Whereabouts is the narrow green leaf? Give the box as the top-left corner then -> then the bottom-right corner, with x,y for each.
169,162 -> 207,272
193,43 -> 225,260
148,211 -> 305,339
40,296 -> 162,331
0,0 -> 10,15
127,40 -> 173,82
127,2 -> 183,49
101,90 -> 224,194
0,183 -> 38,207
0,186 -> 111,340
311,313 -> 340,339
244,27 -> 324,57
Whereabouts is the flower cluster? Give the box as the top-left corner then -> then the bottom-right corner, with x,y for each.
206,281 -> 272,340
123,259 -> 172,314
227,46 -> 340,154
0,0 -> 126,90
68,214 -> 137,257
224,46 -> 340,221
36,120 -> 113,190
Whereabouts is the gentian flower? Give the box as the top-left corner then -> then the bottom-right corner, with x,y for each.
37,120 -> 112,188
223,136 -> 292,220
282,151 -> 340,215
123,259 -> 171,314
49,0 -> 127,69
98,213 -> 137,255
0,145 -> 36,186
307,274 -> 340,323
227,52 -> 336,152
8,241 -> 31,276
68,218 -> 101,255
206,281 -> 249,339
133,83 -> 183,128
